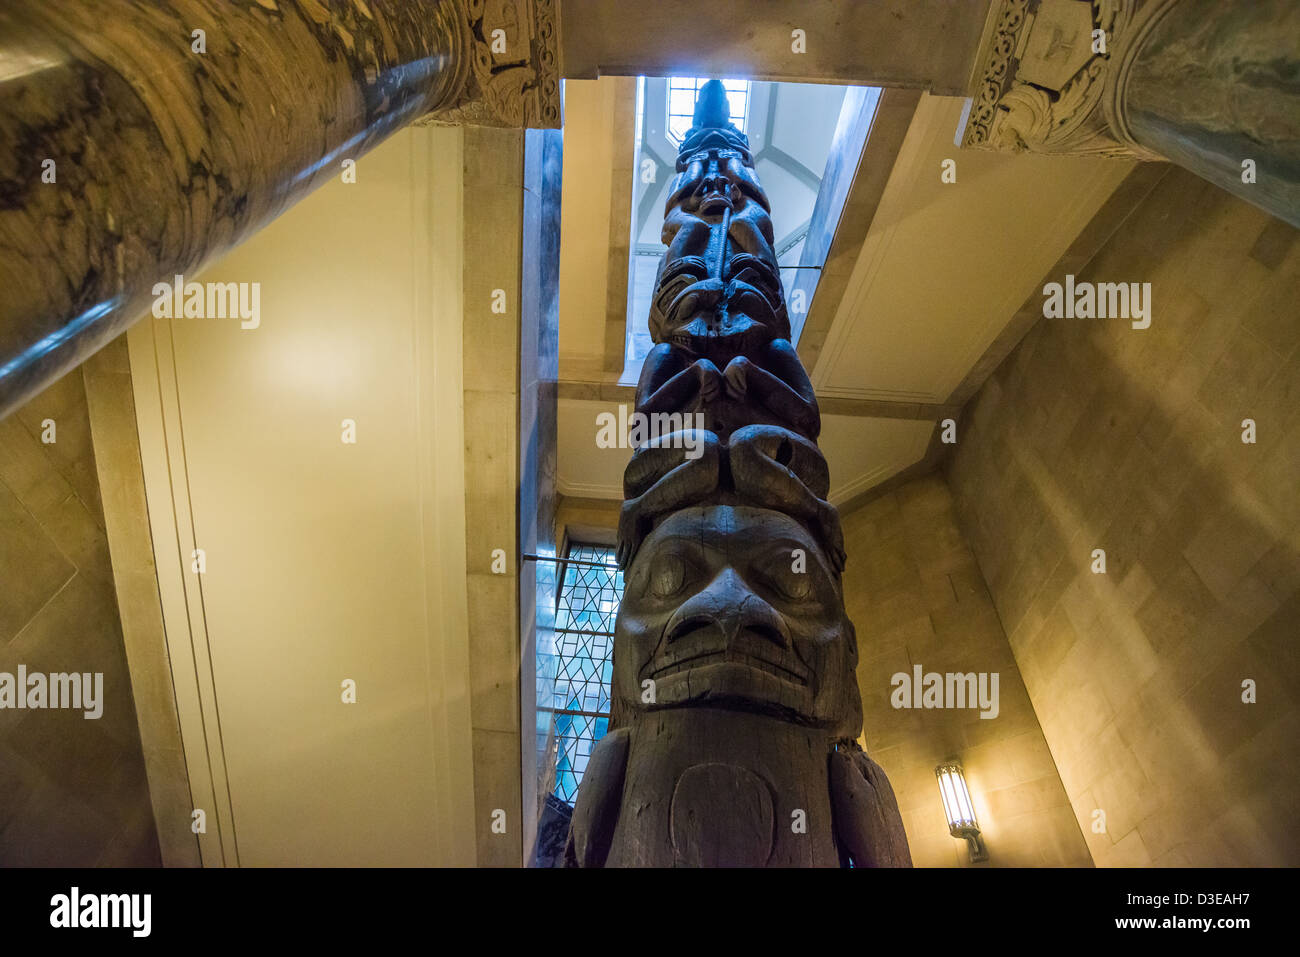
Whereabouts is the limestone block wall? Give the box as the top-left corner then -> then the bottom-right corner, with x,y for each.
0,367 -> 160,865
462,127 -> 526,867
848,476 -> 1092,866
947,167 -> 1299,866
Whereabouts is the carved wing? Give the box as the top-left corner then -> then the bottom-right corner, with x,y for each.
828,748 -> 913,868
564,726 -> 631,868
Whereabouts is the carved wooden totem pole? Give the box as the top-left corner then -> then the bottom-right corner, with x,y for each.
567,82 -> 912,868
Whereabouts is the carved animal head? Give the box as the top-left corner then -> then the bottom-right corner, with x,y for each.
648,253 -> 788,346
669,147 -> 769,214
645,81 -> 788,348
611,505 -> 863,739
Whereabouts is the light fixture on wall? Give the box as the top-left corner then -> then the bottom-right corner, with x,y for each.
936,762 -> 988,863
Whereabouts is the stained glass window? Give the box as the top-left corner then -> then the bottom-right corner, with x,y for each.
548,542 -> 623,805
666,76 -> 750,144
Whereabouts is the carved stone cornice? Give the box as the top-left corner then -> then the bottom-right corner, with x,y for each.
420,0 -> 562,129
961,0 -> 1171,159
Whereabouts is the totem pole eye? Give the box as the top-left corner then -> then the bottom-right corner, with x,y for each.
726,253 -> 776,287
654,274 -> 693,316
770,569 -> 813,602
647,552 -> 691,598
754,553 -> 817,603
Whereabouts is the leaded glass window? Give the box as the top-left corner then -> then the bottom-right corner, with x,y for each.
549,542 -> 623,805
666,76 -> 750,144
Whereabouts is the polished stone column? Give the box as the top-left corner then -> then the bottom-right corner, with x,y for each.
0,0 -> 559,419
962,0 -> 1300,228
519,127 -> 562,866
1118,0 -> 1300,227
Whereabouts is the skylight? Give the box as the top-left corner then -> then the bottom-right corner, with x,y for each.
622,78 -> 870,384
666,77 -> 750,144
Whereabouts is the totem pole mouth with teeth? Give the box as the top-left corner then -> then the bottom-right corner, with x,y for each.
566,80 -> 912,869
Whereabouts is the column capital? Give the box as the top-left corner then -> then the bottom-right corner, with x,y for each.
421,0 -> 563,129
960,0 -> 1175,160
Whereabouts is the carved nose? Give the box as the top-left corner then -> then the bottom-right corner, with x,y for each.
664,570 -> 791,650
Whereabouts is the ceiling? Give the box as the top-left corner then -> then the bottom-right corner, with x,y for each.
632,78 -> 848,258
557,80 -> 1135,508
558,397 -> 933,506
812,96 -> 1133,404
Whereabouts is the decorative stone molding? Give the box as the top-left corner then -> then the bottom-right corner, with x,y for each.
420,0 -> 562,129
961,0 -> 1168,159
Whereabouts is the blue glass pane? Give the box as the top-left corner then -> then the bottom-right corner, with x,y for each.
547,542 -> 624,805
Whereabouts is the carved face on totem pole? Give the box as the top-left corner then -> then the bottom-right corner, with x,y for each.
612,505 -> 863,740
649,90 -> 788,354
633,83 -> 819,444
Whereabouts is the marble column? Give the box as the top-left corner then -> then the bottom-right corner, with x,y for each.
519,127 -> 562,865
961,0 -> 1300,228
0,0 -> 559,420
1117,0 -> 1300,228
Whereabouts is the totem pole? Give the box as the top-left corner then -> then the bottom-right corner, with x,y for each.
566,81 -> 912,867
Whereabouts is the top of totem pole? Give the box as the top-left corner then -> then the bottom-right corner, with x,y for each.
692,78 -> 732,128
677,78 -> 754,169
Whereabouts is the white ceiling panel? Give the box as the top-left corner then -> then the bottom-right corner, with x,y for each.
813,95 -> 1134,403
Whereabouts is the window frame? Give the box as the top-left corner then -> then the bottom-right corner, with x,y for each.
546,537 -> 622,805
665,76 -> 751,145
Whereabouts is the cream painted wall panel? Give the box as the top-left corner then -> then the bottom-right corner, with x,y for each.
127,321 -> 233,866
557,398 -> 627,499
559,79 -> 618,375
129,127 -> 475,866
814,95 -> 1134,402
818,415 -> 933,506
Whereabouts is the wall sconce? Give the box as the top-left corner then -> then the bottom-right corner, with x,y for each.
936,762 -> 988,863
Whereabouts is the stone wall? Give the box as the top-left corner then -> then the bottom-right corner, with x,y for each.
847,475 -> 1092,866
463,126 -> 527,866
0,367 -> 160,865
947,167 -> 1299,866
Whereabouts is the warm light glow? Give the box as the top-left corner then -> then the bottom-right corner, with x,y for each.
936,764 -> 978,834
0,49 -> 64,84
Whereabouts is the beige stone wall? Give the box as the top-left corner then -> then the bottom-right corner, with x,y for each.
555,494 -> 620,546
0,367 -> 160,865
83,337 -> 199,867
947,167 -> 1299,866
463,126 -> 526,866
847,475 -> 1092,866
